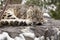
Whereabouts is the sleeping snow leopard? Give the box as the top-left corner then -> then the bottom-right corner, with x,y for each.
0,5 -> 44,26
26,5 -> 44,25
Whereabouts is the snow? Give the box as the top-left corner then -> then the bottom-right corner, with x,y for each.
0,32 -> 14,40
40,36 -> 44,40
22,32 -> 35,38
47,4 -> 56,11
34,37 -> 40,40
15,34 -> 25,40
42,7 -> 50,18
0,2 -> 1,5
43,13 -> 50,18
57,31 -> 60,35
15,37 -> 21,40
21,0 -> 26,5
0,33 -> 6,40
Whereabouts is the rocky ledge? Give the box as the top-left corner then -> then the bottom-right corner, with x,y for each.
0,18 -> 60,40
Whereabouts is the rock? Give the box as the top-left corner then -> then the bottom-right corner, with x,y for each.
0,32 -> 14,40
18,34 -> 25,40
22,32 -> 35,38
31,26 -> 46,37
1,27 -> 22,38
25,37 -> 33,40
0,32 -> 7,40
57,31 -> 60,40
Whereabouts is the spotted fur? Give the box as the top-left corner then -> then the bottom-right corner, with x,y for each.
1,5 -> 44,25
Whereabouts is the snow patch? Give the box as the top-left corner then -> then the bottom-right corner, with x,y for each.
21,0 -> 26,5
0,32 -> 14,40
15,34 -> 25,40
43,13 -> 50,18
